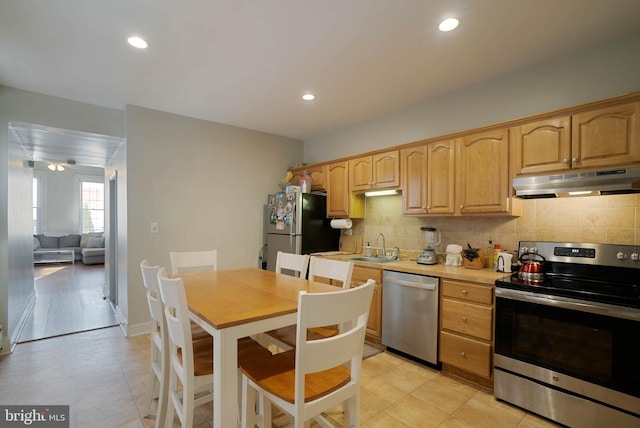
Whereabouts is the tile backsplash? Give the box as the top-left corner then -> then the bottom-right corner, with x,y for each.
349,194 -> 640,256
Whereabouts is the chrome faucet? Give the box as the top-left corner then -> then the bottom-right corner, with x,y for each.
375,233 -> 386,258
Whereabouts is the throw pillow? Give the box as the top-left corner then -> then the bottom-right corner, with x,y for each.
36,234 -> 59,248
86,237 -> 103,248
81,232 -> 103,247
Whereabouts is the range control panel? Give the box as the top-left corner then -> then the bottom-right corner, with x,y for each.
519,241 -> 640,268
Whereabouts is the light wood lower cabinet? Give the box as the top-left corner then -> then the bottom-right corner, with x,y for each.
351,265 -> 383,342
439,278 -> 494,384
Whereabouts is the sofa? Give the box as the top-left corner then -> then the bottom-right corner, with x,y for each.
33,233 -> 105,265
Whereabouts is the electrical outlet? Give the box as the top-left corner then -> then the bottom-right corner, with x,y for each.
150,222 -> 159,233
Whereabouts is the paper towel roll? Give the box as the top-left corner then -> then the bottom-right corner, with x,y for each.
330,218 -> 352,229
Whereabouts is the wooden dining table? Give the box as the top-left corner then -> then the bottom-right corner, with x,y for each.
178,267 -> 338,428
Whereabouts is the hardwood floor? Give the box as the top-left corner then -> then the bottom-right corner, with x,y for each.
18,263 -> 118,342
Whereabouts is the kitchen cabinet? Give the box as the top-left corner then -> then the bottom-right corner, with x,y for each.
513,101 -> 640,175
305,165 -> 327,191
456,129 -> 512,214
512,116 -> 572,175
401,145 -> 427,215
440,278 -> 494,384
349,150 -> 400,192
326,161 -> 364,218
401,141 -> 455,215
572,101 -> 640,170
351,265 -> 383,343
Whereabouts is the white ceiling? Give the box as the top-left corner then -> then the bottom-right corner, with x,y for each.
2,0 -> 640,146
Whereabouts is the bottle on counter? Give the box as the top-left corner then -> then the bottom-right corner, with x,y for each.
486,239 -> 493,269
365,241 -> 372,257
493,243 -> 502,270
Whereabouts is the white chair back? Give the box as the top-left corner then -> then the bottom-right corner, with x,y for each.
157,267 -> 192,352
141,260 -> 164,327
308,256 -> 354,289
274,251 -> 310,278
169,250 -> 217,275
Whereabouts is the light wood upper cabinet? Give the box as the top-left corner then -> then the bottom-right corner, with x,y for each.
513,101 -> 640,176
572,101 -> 640,170
457,129 -> 511,214
512,116 -> 572,175
349,150 -> 399,192
306,165 -> 326,191
427,140 -> 456,215
326,161 -> 364,218
401,145 -> 428,215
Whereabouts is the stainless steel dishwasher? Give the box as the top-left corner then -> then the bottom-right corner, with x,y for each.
382,270 -> 439,365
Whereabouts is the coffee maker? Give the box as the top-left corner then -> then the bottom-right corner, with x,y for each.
417,227 -> 441,265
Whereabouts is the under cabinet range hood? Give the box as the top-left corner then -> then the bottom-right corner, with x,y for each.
513,167 -> 640,198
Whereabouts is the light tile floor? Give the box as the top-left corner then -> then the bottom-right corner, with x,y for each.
0,326 -> 561,428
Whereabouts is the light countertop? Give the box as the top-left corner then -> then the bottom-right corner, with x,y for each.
333,256 -> 511,285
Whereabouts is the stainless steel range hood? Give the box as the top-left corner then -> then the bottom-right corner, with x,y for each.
513,167 -> 640,198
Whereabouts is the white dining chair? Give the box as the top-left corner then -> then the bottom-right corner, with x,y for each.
141,260 -> 214,428
140,260 -> 170,428
157,267 -> 215,428
169,249 -> 217,274
240,279 -> 375,428
265,257 -> 354,350
274,251 -> 310,278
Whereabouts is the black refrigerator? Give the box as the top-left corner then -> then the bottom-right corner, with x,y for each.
265,192 -> 340,272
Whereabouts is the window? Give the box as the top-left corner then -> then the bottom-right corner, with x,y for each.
32,177 -> 39,234
81,180 -> 105,233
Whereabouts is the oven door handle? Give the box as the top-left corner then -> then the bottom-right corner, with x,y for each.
496,288 -> 640,321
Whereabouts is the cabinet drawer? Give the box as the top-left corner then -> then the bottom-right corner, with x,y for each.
442,299 -> 493,341
440,331 -> 492,379
441,279 -> 493,304
351,266 -> 382,285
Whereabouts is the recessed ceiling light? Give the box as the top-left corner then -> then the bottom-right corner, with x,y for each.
439,18 -> 459,32
302,93 -> 315,101
127,36 -> 148,49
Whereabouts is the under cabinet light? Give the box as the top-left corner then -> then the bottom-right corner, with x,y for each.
364,189 -> 398,197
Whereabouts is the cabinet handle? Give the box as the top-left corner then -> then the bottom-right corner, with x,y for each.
460,352 -> 466,358
572,157 -> 579,163
459,204 -> 464,209
562,158 -> 569,163
461,316 -> 467,322
462,289 -> 468,295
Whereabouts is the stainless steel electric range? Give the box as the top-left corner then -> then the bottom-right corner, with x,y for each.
494,241 -> 640,427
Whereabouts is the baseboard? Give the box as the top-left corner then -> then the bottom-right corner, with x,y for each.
126,321 -> 153,337
4,292 -> 37,354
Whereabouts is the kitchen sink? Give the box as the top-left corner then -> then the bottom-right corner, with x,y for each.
350,256 -> 397,263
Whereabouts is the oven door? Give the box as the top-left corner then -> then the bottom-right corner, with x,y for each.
495,289 -> 640,399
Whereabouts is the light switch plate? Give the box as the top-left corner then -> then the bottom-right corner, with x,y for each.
150,222 -> 159,233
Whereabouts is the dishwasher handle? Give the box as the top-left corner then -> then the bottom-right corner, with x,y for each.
384,277 -> 437,291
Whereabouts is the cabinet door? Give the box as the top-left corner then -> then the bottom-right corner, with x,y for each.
327,161 -> 350,217
349,156 -> 373,192
401,146 -> 428,215
372,151 -> 400,189
351,266 -> 383,339
572,101 -> 640,170
457,130 -> 510,214
306,165 -> 326,191
427,140 -> 456,215
512,116 -> 571,175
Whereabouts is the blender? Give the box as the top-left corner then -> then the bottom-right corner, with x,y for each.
417,227 -> 441,265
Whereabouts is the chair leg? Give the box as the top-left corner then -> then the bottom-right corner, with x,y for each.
143,368 -> 157,417
343,395 -> 360,428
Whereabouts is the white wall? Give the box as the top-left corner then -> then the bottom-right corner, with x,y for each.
304,31 -> 640,162
34,165 -> 104,235
123,106 -> 303,332
0,86 -> 125,350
